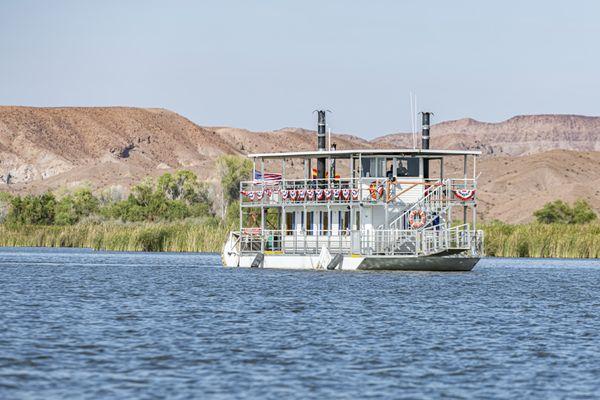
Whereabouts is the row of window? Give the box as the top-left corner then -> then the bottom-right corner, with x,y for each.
360,157 -> 420,178
284,210 -> 359,235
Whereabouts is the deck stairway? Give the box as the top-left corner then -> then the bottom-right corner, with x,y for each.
389,180 -> 448,230
381,180 -> 481,257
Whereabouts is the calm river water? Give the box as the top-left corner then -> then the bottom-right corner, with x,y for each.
1,247 -> 599,399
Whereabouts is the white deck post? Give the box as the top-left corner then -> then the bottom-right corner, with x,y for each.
463,155 -> 467,225
473,155 -> 477,231
281,205 -> 286,252
260,206 -> 265,252
327,204 -> 331,249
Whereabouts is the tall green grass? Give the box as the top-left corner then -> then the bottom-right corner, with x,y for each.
0,220 -> 598,258
0,220 -> 231,253
482,222 -> 600,258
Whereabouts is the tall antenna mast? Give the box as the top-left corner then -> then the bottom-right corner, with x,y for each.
410,92 -> 416,149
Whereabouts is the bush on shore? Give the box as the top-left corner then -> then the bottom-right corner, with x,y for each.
2,171 -> 214,226
533,199 -> 597,225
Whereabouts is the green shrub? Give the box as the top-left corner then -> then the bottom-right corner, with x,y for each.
572,200 -> 598,224
217,155 -> 252,203
53,189 -> 100,225
99,172 -> 213,223
534,199 -> 597,224
5,192 -> 56,225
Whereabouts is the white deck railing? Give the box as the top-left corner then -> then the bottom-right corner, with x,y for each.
238,225 -> 484,257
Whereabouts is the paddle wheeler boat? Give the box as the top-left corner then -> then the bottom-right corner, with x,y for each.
222,111 -> 483,271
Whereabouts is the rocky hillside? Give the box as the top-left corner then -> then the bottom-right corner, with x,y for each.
374,115 -> 600,156
0,107 -> 370,190
451,150 -> 600,222
1,106 -> 599,222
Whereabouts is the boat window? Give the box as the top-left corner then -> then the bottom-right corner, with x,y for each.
361,157 -> 388,177
320,211 -> 329,235
285,212 -> 295,235
361,158 -> 373,177
396,157 -> 420,177
342,210 -> 351,233
306,211 -> 314,235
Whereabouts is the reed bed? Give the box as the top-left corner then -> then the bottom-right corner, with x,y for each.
0,220 -> 231,253
0,221 -> 598,258
482,222 -> 600,258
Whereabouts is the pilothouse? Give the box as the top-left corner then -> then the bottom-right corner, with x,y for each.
222,111 -> 483,271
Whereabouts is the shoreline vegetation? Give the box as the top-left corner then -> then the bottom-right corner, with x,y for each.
0,221 -> 598,258
0,159 -> 598,259
484,221 -> 600,258
0,220 -> 230,253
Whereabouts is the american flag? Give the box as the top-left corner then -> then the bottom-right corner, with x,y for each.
254,171 -> 282,181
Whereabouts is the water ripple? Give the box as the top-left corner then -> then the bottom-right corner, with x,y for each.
0,247 -> 599,399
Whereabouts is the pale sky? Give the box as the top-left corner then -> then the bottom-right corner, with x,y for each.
1,0 -> 599,138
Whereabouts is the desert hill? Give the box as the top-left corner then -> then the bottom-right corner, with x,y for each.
0,107 -> 370,189
374,114 -> 600,156
456,150 -> 600,222
0,106 -> 599,222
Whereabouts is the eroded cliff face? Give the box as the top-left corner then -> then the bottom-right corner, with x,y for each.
373,115 -> 600,156
1,106 -> 599,222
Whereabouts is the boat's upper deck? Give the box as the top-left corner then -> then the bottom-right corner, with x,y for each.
241,147 -> 480,208
248,148 -> 481,159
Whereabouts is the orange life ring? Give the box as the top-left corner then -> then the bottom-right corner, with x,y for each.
409,209 -> 427,229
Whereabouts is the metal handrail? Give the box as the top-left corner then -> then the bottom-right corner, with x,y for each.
238,224 -> 482,257
388,179 -> 448,230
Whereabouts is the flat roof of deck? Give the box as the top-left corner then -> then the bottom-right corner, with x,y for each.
248,148 -> 482,159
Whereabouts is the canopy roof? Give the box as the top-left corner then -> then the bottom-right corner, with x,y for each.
248,148 -> 481,159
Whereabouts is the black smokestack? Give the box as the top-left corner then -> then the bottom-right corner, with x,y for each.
421,111 -> 431,150
421,112 -> 432,179
317,110 -> 326,179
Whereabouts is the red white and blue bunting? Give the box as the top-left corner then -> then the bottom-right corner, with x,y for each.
453,189 -> 476,201
242,186 -> 362,202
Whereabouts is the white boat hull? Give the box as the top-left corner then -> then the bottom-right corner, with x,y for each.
237,254 -> 364,270
227,254 -> 479,271
221,232 -> 479,271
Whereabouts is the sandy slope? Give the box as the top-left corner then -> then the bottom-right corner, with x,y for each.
0,106 -> 599,222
